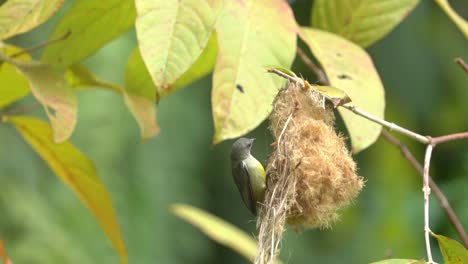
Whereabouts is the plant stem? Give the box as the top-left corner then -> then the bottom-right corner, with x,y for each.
423,145 -> 435,263
434,0 -> 468,38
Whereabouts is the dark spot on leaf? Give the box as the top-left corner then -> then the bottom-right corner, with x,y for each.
336,52 -> 342,57
236,84 -> 244,93
337,74 -> 352,80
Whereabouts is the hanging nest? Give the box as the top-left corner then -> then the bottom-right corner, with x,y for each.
255,81 -> 364,264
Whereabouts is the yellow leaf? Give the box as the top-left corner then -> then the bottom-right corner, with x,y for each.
171,204 -> 258,263
300,28 -> 385,153
2,56 -> 77,143
0,0 -> 64,40
212,0 -> 297,143
0,44 -> 30,108
7,116 -> 127,264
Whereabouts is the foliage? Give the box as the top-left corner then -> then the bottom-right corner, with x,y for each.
0,0 -> 466,263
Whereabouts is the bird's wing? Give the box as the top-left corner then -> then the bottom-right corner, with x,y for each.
232,161 -> 256,214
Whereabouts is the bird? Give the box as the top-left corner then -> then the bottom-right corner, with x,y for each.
231,137 -> 266,215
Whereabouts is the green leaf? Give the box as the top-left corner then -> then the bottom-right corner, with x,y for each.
370,259 -> 425,264
171,204 -> 258,263
42,0 -> 136,67
434,0 -> 468,38
3,56 -> 77,143
432,232 -> 468,264
308,84 -> 352,107
65,64 -> 122,93
0,0 -> 64,40
124,47 -> 159,139
134,0 -> 223,96
300,27 -> 385,153
0,44 -> 31,108
172,33 -> 218,91
311,0 -> 420,47
7,116 -> 127,264
212,0 -> 297,143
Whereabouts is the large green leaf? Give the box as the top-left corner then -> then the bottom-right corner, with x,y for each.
432,232 -> 468,264
124,34 -> 217,139
311,0 -> 420,47
212,0 -> 297,143
171,204 -> 258,263
0,0 -> 64,40
42,0 -> 136,67
134,0 -> 222,96
1,55 -> 77,143
8,116 -> 127,264
0,44 -> 31,108
300,27 -> 385,153
370,259 -> 425,264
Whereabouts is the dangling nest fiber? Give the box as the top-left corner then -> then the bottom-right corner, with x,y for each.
255,82 -> 364,264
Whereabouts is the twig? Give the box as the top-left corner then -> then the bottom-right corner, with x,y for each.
268,68 -> 431,144
296,47 -> 329,84
9,30 -> 71,58
454,58 -> 468,73
434,0 -> 468,38
423,144 -> 435,263
381,131 -> 468,248
431,132 -> 468,145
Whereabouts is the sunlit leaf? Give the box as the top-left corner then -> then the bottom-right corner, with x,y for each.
431,232 -> 468,264
172,33 -> 218,90
212,0 -> 297,143
66,64 -> 122,93
171,204 -> 258,263
3,56 -> 77,143
0,239 -> 13,264
266,66 -> 297,78
134,0 -> 223,96
124,47 -> 159,139
311,0 -> 420,47
307,83 -> 352,107
370,259 -> 425,264
300,27 -> 385,153
0,0 -> 64,40
7,116 -> 127,264
434,0 -> 468,38
0,44 -> 31,108
42,0 -> 136,67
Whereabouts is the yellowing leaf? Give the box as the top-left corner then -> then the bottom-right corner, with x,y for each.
370,259 -> 425,264
172,33 -> 218,91
8,116 -> 127,264
0,44 -> 31,108
212,0 -> 297,143
134,0 -> 223,96
66,64 -> 122,93
0,0 -> 64,40
300,27 -> 385,153
0,239 -> 13,264
171,204 -> 258,263
431,232 -> 468,264
311,0 -> 420,47
124,47 -> 159,139
42,0 -> 136,67
4,58 -> 77,143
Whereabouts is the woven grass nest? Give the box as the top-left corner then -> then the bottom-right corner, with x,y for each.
255,82 -> 364,264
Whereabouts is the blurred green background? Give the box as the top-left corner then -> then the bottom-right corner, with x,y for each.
1,0 -> 467,263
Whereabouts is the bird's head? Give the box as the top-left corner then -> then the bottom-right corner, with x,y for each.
231,137 -> 255,161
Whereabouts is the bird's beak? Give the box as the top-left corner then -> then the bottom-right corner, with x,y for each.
250,138 -> 256,143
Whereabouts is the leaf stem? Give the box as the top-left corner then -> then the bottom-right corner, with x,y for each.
434,0 -> 468,38
9,30 -> 71,58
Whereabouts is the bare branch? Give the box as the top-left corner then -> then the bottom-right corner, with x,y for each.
423,144 -> 435,263
431,132 -> 468,145
381,131 -> 468,248
296,47 -> 329,84
454,58 -> 468,73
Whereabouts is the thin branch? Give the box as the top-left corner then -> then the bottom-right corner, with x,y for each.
454,58 -> 468,73
431,132 -> 468,145
381,131 -> 468,248
9,30 -> 71,58
268,68 -> 431,144
296,47 -> 329,84
434,0 -> 468,38
423,144 -> 435,263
